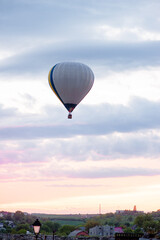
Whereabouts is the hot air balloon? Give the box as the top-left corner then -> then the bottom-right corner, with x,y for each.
48,62 -> 94,119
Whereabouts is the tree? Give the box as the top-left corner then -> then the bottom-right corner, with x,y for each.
107,219 -> 116,226
85,219 -> 100,232
17,229 -> 26,234
134,227 -> 143,234
128,216 -> 133,222
24,214 -> 35,225
124,222 -> 130,227
115,214 -> 122,223
134,214 -> 145,228
5,212 -> 12,221
41,221 -> 61,234
13,211 -> 25,222
124,227 -> 133,233
16,223 -> 30,232
57,225 -> 76,236
41,225 -> 50,234
143,220 -> 158,234
134,214 -> 158,235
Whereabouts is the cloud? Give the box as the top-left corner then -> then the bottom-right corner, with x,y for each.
1,97 -> 160,138
0,104 -> 18,118
1,0 -> 160,213
64,167 -> 160,179
1,127 -> 160,164
46,184 -> 109,188
1,97 -> 160,163
0,0 -> 160,78
1,161 -> 160,182
1,0 -> 160,39
0,41 -> 160,77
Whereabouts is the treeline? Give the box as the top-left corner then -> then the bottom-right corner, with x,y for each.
33,213 -> 86,221
0,211 -> 79,235
84,211 -> 160,235
1,210 -> 160,236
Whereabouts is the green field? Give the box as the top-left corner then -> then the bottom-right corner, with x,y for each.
32,213 -> 86,226
51,219 -> 85,226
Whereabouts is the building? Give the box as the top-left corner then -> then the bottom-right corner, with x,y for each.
89,225 -> 115,237
5,220 -> 15,228
0,223 -> 4,229
133,205 -> 137,211
115,227 -> 124,234
116,206 -> 144,215
68,230 -> 88,237
0,222 -> 5,231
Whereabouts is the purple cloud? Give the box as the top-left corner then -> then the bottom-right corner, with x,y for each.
0,97 -> 160,139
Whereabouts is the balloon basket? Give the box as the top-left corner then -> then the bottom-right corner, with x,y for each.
68,113 -> 72,119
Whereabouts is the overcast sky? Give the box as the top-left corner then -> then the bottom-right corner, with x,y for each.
0,0 -> 160,214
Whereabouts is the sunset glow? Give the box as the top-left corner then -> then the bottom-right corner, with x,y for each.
0,0 -> 160,214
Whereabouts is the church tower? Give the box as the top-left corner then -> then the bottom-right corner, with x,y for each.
133,205 -> 137,211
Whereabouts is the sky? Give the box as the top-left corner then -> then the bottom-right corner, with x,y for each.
0,0 -> 160,214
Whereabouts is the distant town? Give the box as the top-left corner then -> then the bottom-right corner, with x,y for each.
0,206 -> 160,240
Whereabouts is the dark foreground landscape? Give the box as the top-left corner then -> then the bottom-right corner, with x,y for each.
0,209 -> 160,240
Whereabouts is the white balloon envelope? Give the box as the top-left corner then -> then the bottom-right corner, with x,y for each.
48,62 -> 94,119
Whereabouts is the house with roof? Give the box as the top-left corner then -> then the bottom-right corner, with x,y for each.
89,225 -> 115,237
68,229 -> 89,238
0,222 -> 6,232
4,220 -> 15,228
115,227 -> 124,233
